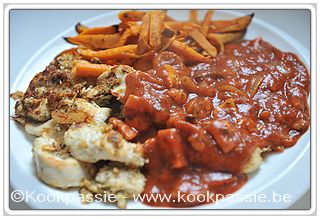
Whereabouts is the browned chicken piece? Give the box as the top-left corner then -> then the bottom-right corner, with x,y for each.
15,64 -> 75,122
14,51 -> 81,123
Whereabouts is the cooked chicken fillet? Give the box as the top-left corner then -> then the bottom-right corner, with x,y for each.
16,50 -> 81,123
33,134 -> 95,189
20,65 -> 74,122
80,164 -> 145,208
51,98 -> 111,126
109,65 -> 133,99
25,119 -> 57,137
80,85 -> 112,107
242,147 -> 264,174
95,165 -> 145,196
96,65 -> 134,99
64,124 -> 144,167
27,104 -> 97,189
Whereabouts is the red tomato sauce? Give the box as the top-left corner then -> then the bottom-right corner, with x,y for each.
121,38 -> 310,207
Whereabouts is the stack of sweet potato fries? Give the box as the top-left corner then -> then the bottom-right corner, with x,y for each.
65,10 -> 254,76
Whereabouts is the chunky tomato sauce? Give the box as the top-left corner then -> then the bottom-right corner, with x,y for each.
121,38 -> 310,207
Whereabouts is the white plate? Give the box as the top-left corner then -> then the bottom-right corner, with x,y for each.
10,10 -> 310,209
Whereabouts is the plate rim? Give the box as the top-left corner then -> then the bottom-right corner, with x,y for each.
9,10 -> 311,210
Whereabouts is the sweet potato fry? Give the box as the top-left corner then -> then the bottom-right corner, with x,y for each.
168,40 -> 211,63
206,33 -> 224,54
189,10 -> 198,23
79,25 -> 119,35
161,28 -> 175,50
209,14 -> 254,33
64,34 -> 121,49
67,10 -> 254,66
207,30 -> 246,44
72,60 -> 112,77
159,9 -> 175,22
78,45 -> 139,61
188,28 -> 218,57
132,51 -> 155,71
75,22 -> 88,33
118,21 -> 137,32
137,13 -> 151,54
116,25 -> 141,46
118,10 -> 146,22
164,14 -> 176,22
55,47 -> 79,59
202,10 -> 214,36
164,21 -> 202,31
101,58 -> 136,66
119,10 -> 174,22
149,11 -> 166,51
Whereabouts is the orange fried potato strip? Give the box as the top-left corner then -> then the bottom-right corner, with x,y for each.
65,34 -> 121,49
79,25 -> 119,35
149,11 -> 166,51
137,13 -> 151,54
168,40 -> 211,63
78,45 -> 140,61
207,30 -> 246,43
118,10 -> 146,22
188,28 -> 217,57
209,14 -> 254,33
202,10 -> 214,36
189,10 -> 198,23
72,60 -> 113,77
